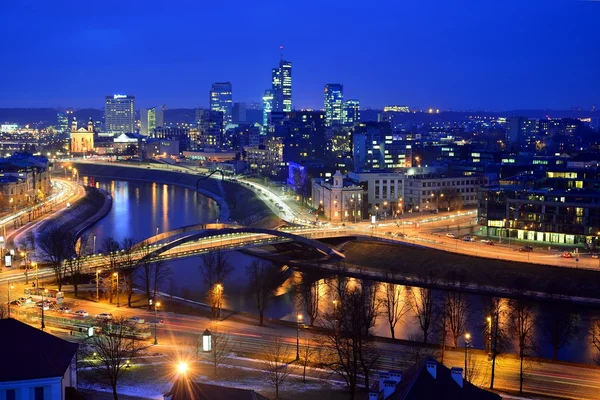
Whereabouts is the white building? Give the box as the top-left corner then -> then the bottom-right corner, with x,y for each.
311,171 -> 365,223
0,319 -> 79,399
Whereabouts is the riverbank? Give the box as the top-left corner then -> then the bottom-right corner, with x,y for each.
36,185 -> 113,239
73,163 -> 276,228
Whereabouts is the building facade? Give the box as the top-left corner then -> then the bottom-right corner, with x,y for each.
262,90 -> 274,132
140,106 -> 164,135
272,59 -> 292,112
105,94 -> 135,134
195,109 -> 224,149
324,84 -> 344,127
343,99 -> 360,125
0,154 -> 51,211
478,167 -> 600,246
312,171 -> 365,223
404,174 -> 489,213
70,117 -> 94,154
209,82 -> 233,126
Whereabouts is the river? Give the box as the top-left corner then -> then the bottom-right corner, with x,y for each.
82,176 -> 598,365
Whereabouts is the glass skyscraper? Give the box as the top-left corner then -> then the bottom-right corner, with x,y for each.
105,94 -> 135,134
343,99 -> 360,125
209,82 -> 233,126
262,90 -> 274,132
140,106 -> 164,135
272,60 -> 292,112
324,84 -> 344,127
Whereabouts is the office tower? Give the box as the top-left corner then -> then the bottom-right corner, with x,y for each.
262,90 -> 274,131
140,106 -> 164,135
195,109 -> 224,149
343,100 -> 360,125
271,60 -> 292,112
209,82 -> 233,126
105,94 -> 135,134
57,112 -> 68,133
232,102 -> 247,124
324,84 -> 343,127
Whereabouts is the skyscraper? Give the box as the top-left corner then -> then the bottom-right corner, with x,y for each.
262,90 -> 274,131
209,82 -> 233,126
343,100 -> 360,125
271,60 -> 292,112
140,106 -> 164,135
324,84 -> 343,127
105,94 -> 135,134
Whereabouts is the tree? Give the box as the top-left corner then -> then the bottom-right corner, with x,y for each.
152,259 -> 171,300
246,260 -> 276,326
509,296 -> 536,394
445,289 -> 471,347
136,245 -> 156,309
486,297 -> 510,390
408,285 -> 436,344
120,237 -> 137,307
199,250 -> 233,318
101,237 -> 121,304
65,234 -> 92,297
83,317 -> 144,400
36,228 -> 71,291
440,188 -> 463,211
590,320 -> 600,365
296,270 -> 322,326
201,326 -> 233,376
298,336 -> 318,384
380,273 -> 410,340
261,335 -> 293,399
541,303 -> 579,360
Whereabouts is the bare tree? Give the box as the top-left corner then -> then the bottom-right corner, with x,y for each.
199,250 -> 233,318
541,304 -> 579,360
101,237 -> 121,304
261,335 -> 293,399
486,297 -> 510,390
298,336 -> 318,384
380,272 -> 410,340
83,317 -> 144,400
408,285 -> 436,344
36,228 -> 70,291
202,326 -> 233,376
296,270 -> 322,326
136,245 -> 156,309
65,234 -> 92,297
590,320 -> 600,365
0,303 -> 6,319
509,296 -> 536,394
445,289 -> 471,347
120,237 -> 137,307
152,259 -> 171,300
246,260 -> 276,326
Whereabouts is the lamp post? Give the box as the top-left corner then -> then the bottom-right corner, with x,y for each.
383,201 -> 388,220
296,313 -> 303,360
41,288 -> 48,330
216,283 -> 223,319
93,235 -> 97,254
7,281 -> 14,318
156,226 -> 160,237
464,333 -> 471,381
486,316 -> 492,356
154,301 -> 161,345
32,261 -> 38,288
113,272 -> 120,307
96,269 -> 101,302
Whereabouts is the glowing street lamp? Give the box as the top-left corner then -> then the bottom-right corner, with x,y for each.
216,284 -> 223,318
296,313 -> 303,360
177,362 -> 188,375
7,281 -> 14,318
96,269 -> 101,302
113,272 -> 120,307
154,301 -> 161,345
464,333 -> 471,381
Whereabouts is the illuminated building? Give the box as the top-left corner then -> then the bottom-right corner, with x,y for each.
140,106 -> 164,135
262,90 -> 273,131
311,171 -> 365,222
343,99 -> 360,125
209,82 -> 233,125
57,113 -> 69,133
70,117 -> 94,154
324,84 -> 343,127
105,94 -> 135,134
352,122 -> 411,171
272,60 -> 292,112
195,109 -> 224,149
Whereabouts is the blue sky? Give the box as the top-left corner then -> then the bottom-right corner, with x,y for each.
1,0 -> 598,110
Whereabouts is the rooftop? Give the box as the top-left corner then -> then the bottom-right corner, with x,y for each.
164,380 -> 269,400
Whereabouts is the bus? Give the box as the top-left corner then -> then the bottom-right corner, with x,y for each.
24,288 -> 65,304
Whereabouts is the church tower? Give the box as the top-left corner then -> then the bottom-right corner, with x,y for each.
87,117 -> 94,133
71,117 -> 77,133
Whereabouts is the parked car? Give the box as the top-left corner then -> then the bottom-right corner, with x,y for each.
480,239 -> 492,244
446,233 -> 456,238
592,253 -> 599,259
562,252 -> 573,258
74,310 -> 89,317
58,306 -> 71,313
96,313 -> 113,320
462,236 -> 475,242
127,317 -> 145,324
396,233 -> 407,238
519,246 -> 533,252
148,319 -> 164,325
36,301 -> 50,310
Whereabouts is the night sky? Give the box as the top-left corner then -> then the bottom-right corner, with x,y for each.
1,0 -> 599,110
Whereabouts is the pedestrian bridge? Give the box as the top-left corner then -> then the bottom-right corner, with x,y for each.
137,226 -> 347,263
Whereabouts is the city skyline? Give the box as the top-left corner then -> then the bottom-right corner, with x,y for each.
1,0 -> 599,110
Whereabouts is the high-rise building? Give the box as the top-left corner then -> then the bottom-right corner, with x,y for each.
57,112 -> 68,133
105,94 -> 135,134
343,99 -> 360,125
324,84 -> 344,127
209,82 -> 233,126
232,102 -> 247,124
195,109 -> 224,149
271,60 -> 292,112
140,106 -> 164,135
262,90 -> 274,131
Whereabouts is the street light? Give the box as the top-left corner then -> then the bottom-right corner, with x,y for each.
154,301 -> 161,345
7,281 -> 14,318
41,288 -> 48,330
32,261 -> 38,288
464,333 -> 471,381
486,317 -> 492,356
93,235 -> 97,254
216,284 -> 223,319
113,272 -> 120,307
177,362 -> 188,375
296,313 -> 303,360
96,269 -> 101,302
